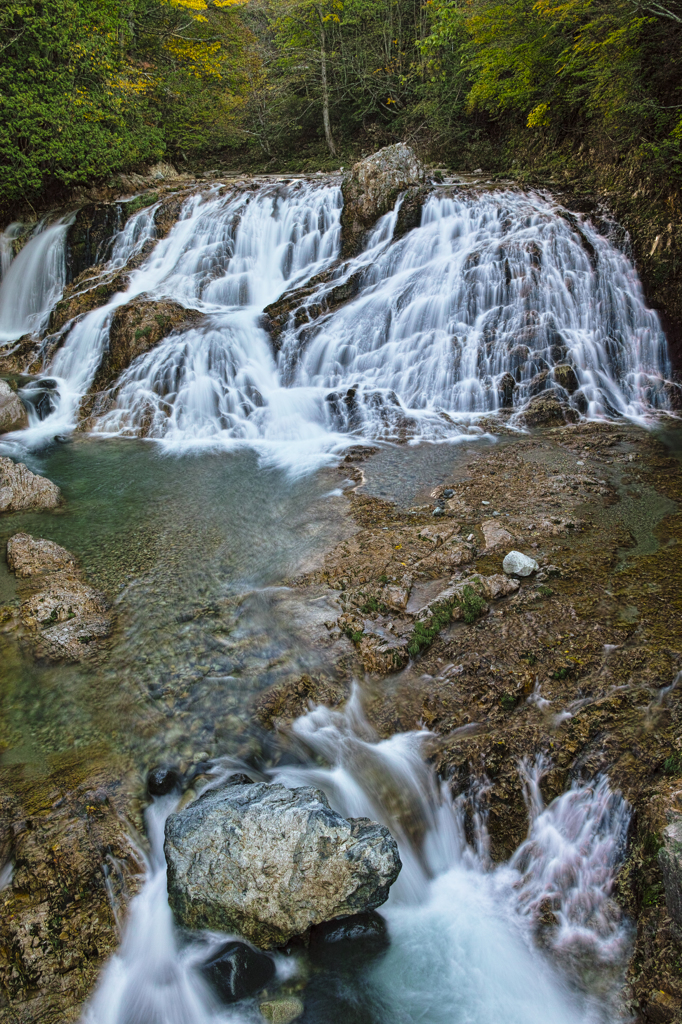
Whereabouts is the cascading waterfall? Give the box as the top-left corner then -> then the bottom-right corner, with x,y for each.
0,218 -> 69,343
3,180 -> 673,460
82,694 -> 632,1024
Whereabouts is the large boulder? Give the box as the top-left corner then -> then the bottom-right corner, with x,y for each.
341,144 -> 425,256
4,532 -> 112,662
0,457 -> 61,512
164,780 -> 401,949
0,380 -> 28,433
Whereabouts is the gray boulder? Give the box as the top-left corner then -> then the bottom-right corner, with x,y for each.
502,550 -> 539,577
0,380 -> 28,433
659,816 -> 682,931
164,781 -> 401,949
341,144 -> 425,256
0,458 -> 61,513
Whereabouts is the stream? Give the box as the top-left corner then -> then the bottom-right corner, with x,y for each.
0,172 -> 678,1023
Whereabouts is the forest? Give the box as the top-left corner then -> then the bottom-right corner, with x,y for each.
1,0 -> 682,211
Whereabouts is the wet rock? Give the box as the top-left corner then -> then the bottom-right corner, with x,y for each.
528,369 -> 551,397
49,266 -> 127,334
0,458 -> 61,513
0,380 -> 28,433
261,266 -> 364,349
147,765 -> 182,797
658,815 -> 682,931
481,519 -> 515,552
418,524 -> 458,546
259,996 -> 304,1024
417,540 -> 473,575
518,391 -> 580,427
20,377 -> 59,420
5,532 -> 112,661
309,911 -> 389,967
553,363 -> 580,394
359,630 -> 410,673
341,144 -> 425,256
164,783 -> 401,948
200,940 -> 275,1004
394,185 -> 431,239
497,372 -> 517,408
0,333 -> 43,375
0,758 -> 144,1023
6,533 -> 74,575
65,203 -> 124,282
89,296 -> 205,397
479,573 -> 521,600
384,582 -> 411,611
502,550 -> 539,577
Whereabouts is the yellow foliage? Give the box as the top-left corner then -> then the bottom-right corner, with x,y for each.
527,101 -> 551,127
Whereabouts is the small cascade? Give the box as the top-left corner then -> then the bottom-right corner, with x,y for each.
82,694 -> 632,1024
0,218 -> 69,343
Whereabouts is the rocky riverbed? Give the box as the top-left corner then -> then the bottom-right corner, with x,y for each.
0,417 -> 680,1023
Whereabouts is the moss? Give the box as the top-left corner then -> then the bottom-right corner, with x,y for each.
124,192 -> 159,217
459,584 -> 487,625
500,692 -> 517,711
663,753 -> 682,776
134,325 -> 152,341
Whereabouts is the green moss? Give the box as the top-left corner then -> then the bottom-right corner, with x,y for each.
500,692 -> 517,711
124,193 -> 159,217
134,325 -> 152,341
459,584 -> 487,625
663,753 -> 682,776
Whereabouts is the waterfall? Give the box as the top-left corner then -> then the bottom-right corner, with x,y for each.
0,219 -> 69,343
82,694 -> 632,1024
3,180 -> 673,460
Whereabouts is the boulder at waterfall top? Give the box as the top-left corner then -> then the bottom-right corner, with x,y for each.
0,457 -> 61,513
2,532 -> 112,661
0,380 -> 28,434
164,779 -> 401,948
341,143 -> 425,256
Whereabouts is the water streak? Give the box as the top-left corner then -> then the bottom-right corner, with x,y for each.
0,219 -> 69,343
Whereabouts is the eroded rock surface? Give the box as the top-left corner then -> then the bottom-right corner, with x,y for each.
341,144 -> 425,256
165,780 -> 401,948
3,532 -> 111,662
0,458 -> 61,513
0,381 -> 28,433
0,758 -> 143,1023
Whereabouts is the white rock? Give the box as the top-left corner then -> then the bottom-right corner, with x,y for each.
502,550 -> 539,577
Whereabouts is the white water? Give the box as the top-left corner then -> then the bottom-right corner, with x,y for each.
0,219 -> 69,343
83,694 -> 632,1024
1,181 -> 673,465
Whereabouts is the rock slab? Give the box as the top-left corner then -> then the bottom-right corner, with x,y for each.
0,380 -> 28,433
4,532 -> 111,661
0,457 -> 61,513
164,781 -> 401,949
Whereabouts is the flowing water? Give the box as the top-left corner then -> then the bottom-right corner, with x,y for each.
82,695 -> 632,1024
0,179 -> 673,468
0,176 -> 674,1023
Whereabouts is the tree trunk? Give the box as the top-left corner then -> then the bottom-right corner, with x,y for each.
319,18 -> 337,157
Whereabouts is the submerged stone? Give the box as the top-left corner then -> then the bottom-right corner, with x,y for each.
147,765 -> 182,797
200,940 -> 275,1004
0,460 -> 61,513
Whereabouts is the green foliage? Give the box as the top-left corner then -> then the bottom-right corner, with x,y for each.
500,692 -> 516,711
664,753 -> 682,776
458,584 -> 486,624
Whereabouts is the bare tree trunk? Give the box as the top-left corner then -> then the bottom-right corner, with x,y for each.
319,16 -> 337,157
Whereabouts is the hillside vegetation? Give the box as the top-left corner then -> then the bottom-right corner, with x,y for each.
1,0 -> 681,205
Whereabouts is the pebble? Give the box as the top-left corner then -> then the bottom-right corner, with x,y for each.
432,507 -> 444,516
443,489 -> 454,498
502,551 -> 539,577
259,996 -> 304,1024
481,500 -> 490,505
